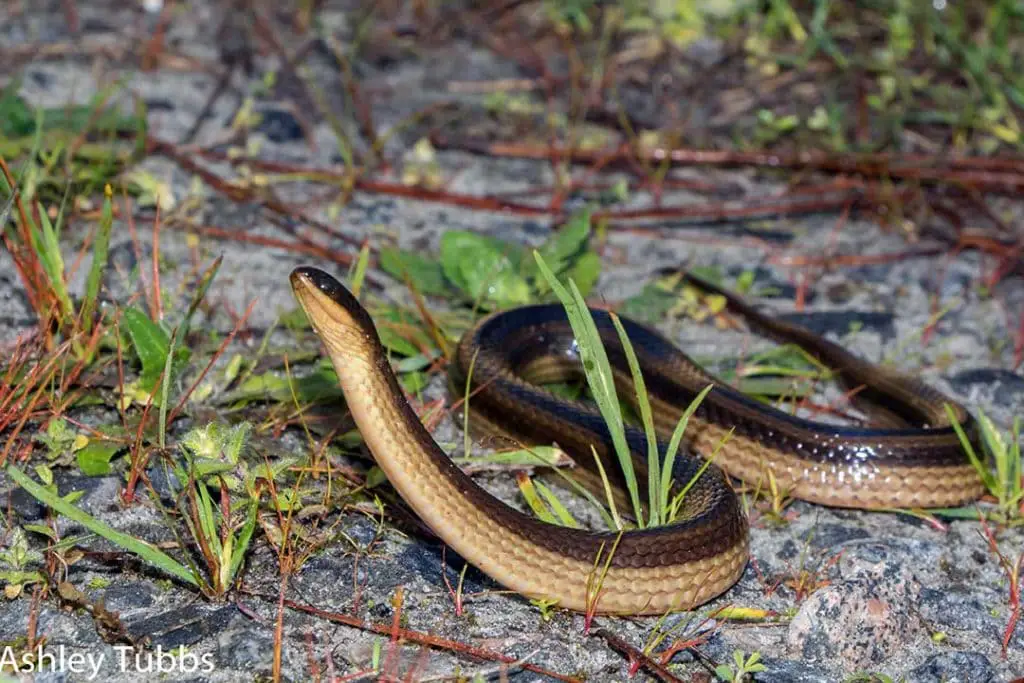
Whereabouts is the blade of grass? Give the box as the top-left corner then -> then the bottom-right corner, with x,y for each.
533,478 -> 581,528
229,500 -> 259,580
158,324 -> 180,449
668,428 -> 733,521
463,348 -> 480,467
660,384 -> 715,515
5,465 -> 198,586
608,312 -> 662,525
533,250 -> 643,526
516,473 -> 559,525
589,444 -> 623,530
945,404 -> 997,493
79,184 -> 114,334
349,242 -> 372,298
31,204 -> 74,323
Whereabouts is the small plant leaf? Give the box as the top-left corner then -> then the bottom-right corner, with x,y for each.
567,250 -> 602,297
379,247 -> 451,296
530,210 -> 592,277
76,441 -> 123,476
440,231 -> 529,306
123,306 -> 171,390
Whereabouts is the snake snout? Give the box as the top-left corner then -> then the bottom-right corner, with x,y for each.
290,266 -> 387,369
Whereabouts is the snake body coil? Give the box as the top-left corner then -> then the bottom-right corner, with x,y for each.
290,266 -> 984,615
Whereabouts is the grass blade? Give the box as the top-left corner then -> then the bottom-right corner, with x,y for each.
533,250 -> 643,526
660,384 -> 714,514
668,428 -> 732,521
608,312 -> 662,525
80,184 -> 114,333
945,404 -> 997,493
516,473 -> 559,525
5,465 -> 197,586
533,478 -> 581,528
349,242 -> 372,298
32,206 -> 74,322
229,501 -> 259,580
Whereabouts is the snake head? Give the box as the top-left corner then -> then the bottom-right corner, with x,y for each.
289,267 -> 381,367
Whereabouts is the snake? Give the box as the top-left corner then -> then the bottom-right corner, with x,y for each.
290,265 -> 985,615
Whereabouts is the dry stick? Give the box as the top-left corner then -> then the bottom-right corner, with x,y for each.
175,143 -> 550,216
146,138 -> 364,248
177,224 -> 356,267
0,158 -> 50,321
280,599 -> 582,683
444,136 -> 1024,194
433,135 -> 1024,176
590,629 -> 685,683
183,141 -> 896,225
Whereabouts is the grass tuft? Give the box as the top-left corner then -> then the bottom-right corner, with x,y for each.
946,404 -> 1023,524
533,250 -> 716,530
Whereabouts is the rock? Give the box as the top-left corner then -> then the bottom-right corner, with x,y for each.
754,656 -> 831,683
904,651 -> 995,683
950,368 -> 1024,405
787,543 -> 924,673
98,581 -> 158,613
256,108 -> 304,144
215,616 -> 301,681
126,605 -> 235,650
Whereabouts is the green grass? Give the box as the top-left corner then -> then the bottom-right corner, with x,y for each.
4,465 -> 199,586
7,421 -> 261,597
947,405 -> 1023,524
532,250 -> 716,529
537,1 -> 1024,156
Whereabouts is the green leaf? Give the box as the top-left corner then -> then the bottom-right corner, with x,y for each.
76,441 -> 123,476
123,306 -> 171,390
179,422 -> 251,466
516,474 -> 559,525
31,204 -> 74,322
440,231 -> 529,306
714,664 -> 734,681
379,247 -> 451,296
532,210 -> 592,276
618,283 -> 679,323
453,445 -> 568,469
365,466 -> 388,488
34,418 -> 77,460
533,478 -> 581,528
567,250 -> 601,297
222,367 -> 343,405
373,307 -> 438,358
22,524 -> 57,540
400,370 -> 429,394
0,80 -> 35,137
